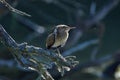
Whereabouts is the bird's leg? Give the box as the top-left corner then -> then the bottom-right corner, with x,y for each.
56,48 -> 61,57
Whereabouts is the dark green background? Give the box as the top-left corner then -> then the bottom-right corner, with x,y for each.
0,0 -> 120,80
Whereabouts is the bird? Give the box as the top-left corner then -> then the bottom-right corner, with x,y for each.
46,24 -> 75,75
46,24 -> 75,50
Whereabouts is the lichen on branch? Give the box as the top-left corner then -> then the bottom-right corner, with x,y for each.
0,25 -> 79,80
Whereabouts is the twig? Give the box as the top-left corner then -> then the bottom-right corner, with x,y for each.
90,0 -> 96,16
54,53 -> 114,79
0,0 -> 31,17
0,24 -> 78,80
15,15 -> 46,41
71,0 -> 120,46
15,15 -> 45,34
85,0 -> 120,27
63,39 -> 99,56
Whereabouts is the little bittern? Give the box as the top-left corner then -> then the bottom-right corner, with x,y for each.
46,24 -> 75,49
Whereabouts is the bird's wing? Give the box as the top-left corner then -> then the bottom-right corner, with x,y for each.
46,33 -> 55,49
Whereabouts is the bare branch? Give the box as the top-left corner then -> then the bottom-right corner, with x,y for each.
0,24 -> 78,80
63,39 -> 99,56
0,0 -> 31,17
85,0 -> 120,27
15,15 -> 46,41
15,15 -> 45,34
90,0 -> 96,16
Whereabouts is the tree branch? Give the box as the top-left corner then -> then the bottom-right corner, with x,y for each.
0,0 -> 31,17
0,25 -> 79,80
85,0 -> 120,27
63,39 -> 99,56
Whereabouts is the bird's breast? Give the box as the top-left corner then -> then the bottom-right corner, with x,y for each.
52,32 -> 69,47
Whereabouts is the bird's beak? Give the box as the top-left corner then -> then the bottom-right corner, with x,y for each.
70,27 -> 76,29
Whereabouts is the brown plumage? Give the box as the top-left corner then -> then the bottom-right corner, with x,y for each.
46,33 -> 55,49
46,24 -> 75,49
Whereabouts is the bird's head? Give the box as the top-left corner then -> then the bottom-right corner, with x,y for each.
54,24 -> 75,33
